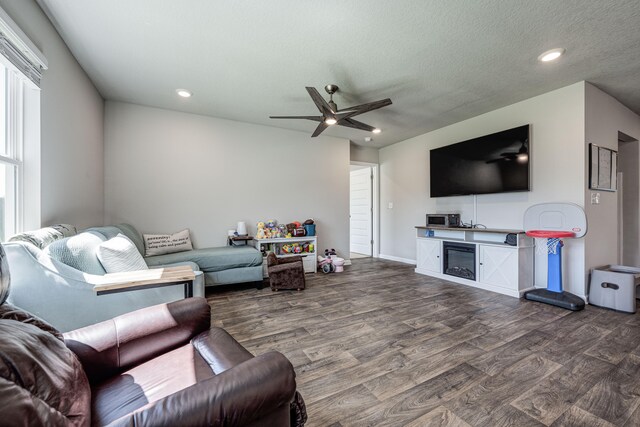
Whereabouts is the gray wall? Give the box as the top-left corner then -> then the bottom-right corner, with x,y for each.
584,83 -> 640,273
350,143 -> 379,164
0,0 -> 104,229
104,101 -> 350,258
379,82 -> 588,296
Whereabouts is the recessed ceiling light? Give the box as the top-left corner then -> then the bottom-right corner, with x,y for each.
538,48 -> 565,62
324,118 -> 337,125
176,89 -> 192,98
372,128 -> 382,134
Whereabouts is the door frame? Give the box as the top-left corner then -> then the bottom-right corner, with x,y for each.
617,171 -> 623,264
350,161 -> 379,258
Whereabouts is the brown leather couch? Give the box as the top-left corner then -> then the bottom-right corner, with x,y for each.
0,245 -> 306,426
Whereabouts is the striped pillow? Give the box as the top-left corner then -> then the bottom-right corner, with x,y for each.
96,234 -> 148,273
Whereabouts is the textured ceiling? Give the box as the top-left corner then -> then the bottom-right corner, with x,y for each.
38,0 -> 640,148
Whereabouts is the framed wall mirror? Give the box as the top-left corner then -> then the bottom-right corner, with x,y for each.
589,143 -> 617,191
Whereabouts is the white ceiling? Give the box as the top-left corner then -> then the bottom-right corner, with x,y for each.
38,0 -> 640,148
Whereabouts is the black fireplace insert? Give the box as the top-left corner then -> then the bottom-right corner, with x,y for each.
443,242 -> 476,280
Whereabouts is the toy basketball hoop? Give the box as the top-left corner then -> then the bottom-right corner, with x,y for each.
527,230 -> 574,256
523,203 -> 587,311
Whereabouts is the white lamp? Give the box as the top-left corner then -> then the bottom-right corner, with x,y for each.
236,221 -> 247,236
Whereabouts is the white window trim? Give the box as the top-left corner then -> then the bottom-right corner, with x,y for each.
0,45 -> 40,237
0,6 -> 44,237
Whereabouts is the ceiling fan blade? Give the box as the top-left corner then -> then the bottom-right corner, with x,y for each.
270,115 -> 323,121
311,122 -> 329,137
487,154 -> 518,164
338,118 -> 376,132
306,87 -> 335,116
339,98 -> 392,116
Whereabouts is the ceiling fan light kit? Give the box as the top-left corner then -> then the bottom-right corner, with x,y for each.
270,84 -> 392,137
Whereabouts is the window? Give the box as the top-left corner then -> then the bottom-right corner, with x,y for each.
0,60 -> 24,240
0,6 -> 46,240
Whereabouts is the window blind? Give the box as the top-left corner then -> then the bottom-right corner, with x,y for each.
0,33 -> 41,86
0,6 -> 48,87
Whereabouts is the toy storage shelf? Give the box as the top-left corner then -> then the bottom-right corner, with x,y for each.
253,236 -> 318,277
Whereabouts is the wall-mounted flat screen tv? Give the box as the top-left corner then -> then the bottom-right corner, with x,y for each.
430,125 -> 530,197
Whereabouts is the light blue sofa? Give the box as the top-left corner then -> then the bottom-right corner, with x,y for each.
4,224 -> 262,331
85,224 -> 263,286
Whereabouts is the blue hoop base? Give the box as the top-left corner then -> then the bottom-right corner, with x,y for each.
547,240 -> 563,293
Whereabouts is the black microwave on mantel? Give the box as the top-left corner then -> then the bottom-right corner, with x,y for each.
426,214 -> 461,228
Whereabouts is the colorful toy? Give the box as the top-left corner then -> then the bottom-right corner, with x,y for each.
282,244 -> 292,254
303,219 -> 316,236
325,248 -> 337,257
256,222 -> 266,239
322,263 -> 335,273
266,219 -> 278,228
317,255 -> 335,273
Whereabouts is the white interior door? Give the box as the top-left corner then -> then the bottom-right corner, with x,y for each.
350,167 -> 372,256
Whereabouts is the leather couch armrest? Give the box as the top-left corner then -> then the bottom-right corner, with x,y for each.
111,351 -> 296,427
0,302 -> 64,340
64,297 -> 210,383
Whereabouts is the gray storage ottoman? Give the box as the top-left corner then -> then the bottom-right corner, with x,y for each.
589,265 -> 640,313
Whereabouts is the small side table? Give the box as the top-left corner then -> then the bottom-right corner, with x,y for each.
228,235 -> 254,246
93,266 -> 196,299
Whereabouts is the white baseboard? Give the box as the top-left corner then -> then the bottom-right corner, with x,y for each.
378,254 -> 416,265
344,259 -> 352,266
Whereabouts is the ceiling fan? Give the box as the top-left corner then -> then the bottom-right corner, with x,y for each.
270,84 -> 392,137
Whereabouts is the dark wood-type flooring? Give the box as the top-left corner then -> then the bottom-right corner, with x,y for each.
206,258 -> 640,426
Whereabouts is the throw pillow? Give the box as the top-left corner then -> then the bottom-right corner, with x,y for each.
143,229 -> 193,257
45,232 -> 108,275
96,234 -> 149,273
9,224 -> 77,249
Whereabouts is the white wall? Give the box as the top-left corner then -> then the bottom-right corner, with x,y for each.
104,102 -> 350,257
584,83 -> 640,272
0,0 -> 104,229
379,82 -> 587,296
